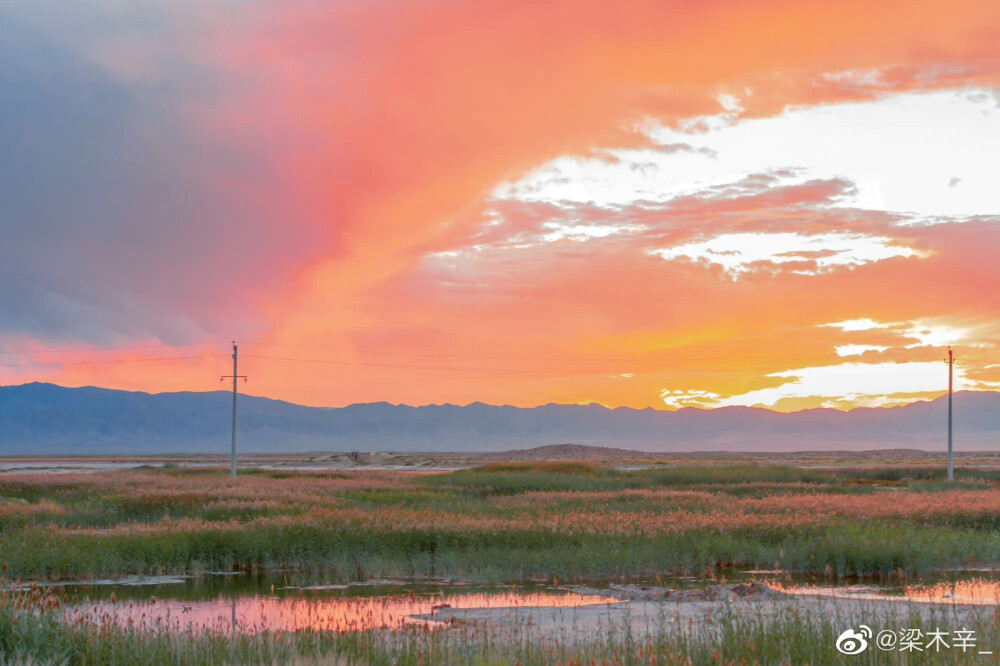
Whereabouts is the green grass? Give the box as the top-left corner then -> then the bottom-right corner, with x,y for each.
419,462 -> 837,496
1,590 -> 995,665
3,463 -> 1000,664
2,464 -> 999,580
2,518 -> 998,581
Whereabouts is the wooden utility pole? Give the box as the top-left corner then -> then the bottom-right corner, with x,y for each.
220,343 -> 247,478
946,346 -> 954,482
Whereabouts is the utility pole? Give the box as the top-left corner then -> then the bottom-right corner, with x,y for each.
946,346 -> 955,482
220,342 -> 247,478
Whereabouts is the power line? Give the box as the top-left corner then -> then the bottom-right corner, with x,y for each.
240,353 -> 757,375
2,338 -> 993,373
241,341 -> 837,364
0,354 -> 227,367
241,353 -> 561,374
2,347 -> 965,374
0,341 -> 232,355
0,350 -> 757,373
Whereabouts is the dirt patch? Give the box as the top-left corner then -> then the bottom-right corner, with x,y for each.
569,581 -> 785,602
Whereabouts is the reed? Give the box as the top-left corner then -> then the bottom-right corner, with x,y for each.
2,465 -> 999,580
1,584 -> 995,665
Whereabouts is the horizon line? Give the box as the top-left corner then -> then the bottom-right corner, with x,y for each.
3,380 -> 996,415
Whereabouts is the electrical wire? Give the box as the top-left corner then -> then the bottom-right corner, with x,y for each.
241,354 -> 773,375
1,339 -> 991,374
0,354 -> 228,368
241,353 -> 559,374
240,341 -> 837,364
0,341 -> 232,355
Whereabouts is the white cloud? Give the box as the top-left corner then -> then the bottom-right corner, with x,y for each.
716,93 -> 744,114
713,361 -> 966,408
819,318 -> 970,348
822,318 -> 890,332
495,88 -> 1000,217
901,323 -> 968,348
647,231 -> 925,277
540,222 -> 646,242
835,344 -> 888,357
660,389 -> 722,408
819,69 -> 889,87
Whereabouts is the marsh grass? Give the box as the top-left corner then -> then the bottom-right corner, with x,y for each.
1,584 -> 997,665
3,464 -> 1000,581
421,462 -> 835,495
4,461 -> 1000,663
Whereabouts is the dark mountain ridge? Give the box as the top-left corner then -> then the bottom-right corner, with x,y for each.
0,382 -> 996,454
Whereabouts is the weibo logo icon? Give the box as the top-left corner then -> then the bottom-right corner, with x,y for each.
835,625 -> 872,655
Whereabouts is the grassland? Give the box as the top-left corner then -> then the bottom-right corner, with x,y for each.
2,459 -> 1000,664
3,462 -> 1000,581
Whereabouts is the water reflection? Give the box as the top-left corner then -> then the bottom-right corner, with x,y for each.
56,571 -> 1000,635
65,589 -> 618,634
771,577 -> 1000,606
905,580 -> 1000,605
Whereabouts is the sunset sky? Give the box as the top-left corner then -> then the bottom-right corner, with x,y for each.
1,0 -> 998,411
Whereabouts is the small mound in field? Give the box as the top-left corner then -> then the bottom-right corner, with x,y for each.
470,461 -> 604,475
478,444 -> 655,461
570,581 -> 784,602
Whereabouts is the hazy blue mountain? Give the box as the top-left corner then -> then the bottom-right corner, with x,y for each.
0,382 -> 997,454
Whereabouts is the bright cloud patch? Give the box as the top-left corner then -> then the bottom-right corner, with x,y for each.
822,318 -> 889,332
835,344 -> 888,357
497,89 -> 1000,217
660,389 -> 722,408
710,361 -> 967,409
540,222 -> 647,242
903,323 -> 969,347
821,318 -> 971,348
418,85 -> 998,414
648,232 -> 925,277
426,220 -> 647,268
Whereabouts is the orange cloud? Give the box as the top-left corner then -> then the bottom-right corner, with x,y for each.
2,0 -> 999,411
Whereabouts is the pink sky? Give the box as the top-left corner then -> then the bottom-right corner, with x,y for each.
1,0 -> 998,410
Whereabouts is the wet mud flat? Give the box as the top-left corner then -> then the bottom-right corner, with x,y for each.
21,572 -> 1000,650
415,581 -> 1000,643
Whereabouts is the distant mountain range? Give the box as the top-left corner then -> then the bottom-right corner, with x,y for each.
0,382 -> 997,454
